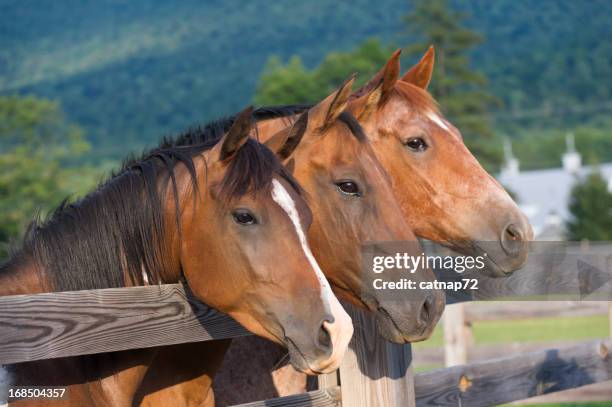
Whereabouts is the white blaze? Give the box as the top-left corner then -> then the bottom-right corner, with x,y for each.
271,179 -> 330,294
270,178 -> 353,372
427,111 -> 450,132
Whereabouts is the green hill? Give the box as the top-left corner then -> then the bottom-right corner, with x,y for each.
1,0 -> 611,158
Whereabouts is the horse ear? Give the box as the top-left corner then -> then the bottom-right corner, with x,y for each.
219,106 -> 253,161
351,78 -> 383,121
353,49 -> 401,101
349,50 -> 401,121
264,112 -> 308,160
308,75 -> 355,130
401,46 -> 435,89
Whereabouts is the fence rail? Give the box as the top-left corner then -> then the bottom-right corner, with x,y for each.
415,339 -> 612,406
1,284 -> 611,406
0,283 -> 247,365
234,388 -> 341,407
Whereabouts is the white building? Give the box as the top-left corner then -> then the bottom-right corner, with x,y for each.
497,134 -> 612,239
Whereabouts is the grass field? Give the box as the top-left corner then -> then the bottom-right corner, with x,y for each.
413,315 -> 609,349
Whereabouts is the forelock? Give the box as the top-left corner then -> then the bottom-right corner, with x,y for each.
218,139 -> 302,202
393,81 -> 441,116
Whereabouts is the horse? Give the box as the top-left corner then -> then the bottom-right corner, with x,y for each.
212,47 -> 535,404
256,47 -> 534,277
0,108 -> 354,406
135,78 -> 445,406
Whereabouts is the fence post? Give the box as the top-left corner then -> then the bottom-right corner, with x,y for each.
338,303 -> 415,407
444,303 -> 468,366
317,370 -> 339,390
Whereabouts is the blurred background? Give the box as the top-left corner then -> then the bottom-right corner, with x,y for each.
1,1 -> 612,404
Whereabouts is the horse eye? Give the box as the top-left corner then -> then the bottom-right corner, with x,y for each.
405,137 -> 428,152
336,181 -> 361,196
232,210 -> 257,225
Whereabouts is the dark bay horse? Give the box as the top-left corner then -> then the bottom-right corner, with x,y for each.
0,108 -> 353,406
136,78 -> 445,405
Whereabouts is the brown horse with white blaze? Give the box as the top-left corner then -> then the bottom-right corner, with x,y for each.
137,79 -> 445,406
0,108 -> 352,406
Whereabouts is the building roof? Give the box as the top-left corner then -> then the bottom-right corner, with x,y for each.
498,162 -> 612,238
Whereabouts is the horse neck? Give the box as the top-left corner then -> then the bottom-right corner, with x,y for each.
0,227 -> 182,297
0,187 -> 184,297
0,253 -> 48,295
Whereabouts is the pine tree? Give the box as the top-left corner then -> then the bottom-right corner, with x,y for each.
404,0 -> 501,170
254,39 -> 395,106
567,171 -> 612,241
0,96 -> 94,259
254,56 -> 320,106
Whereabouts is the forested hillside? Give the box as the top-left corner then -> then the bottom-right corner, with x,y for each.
1,0 -> 611,158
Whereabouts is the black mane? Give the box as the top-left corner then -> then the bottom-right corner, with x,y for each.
337,111 -> 366,142
3,105 -> 308,292
157,104 -> 311,150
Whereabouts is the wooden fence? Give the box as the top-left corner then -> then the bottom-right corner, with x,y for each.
442,301 -> 612,369
1,284 -> 611,406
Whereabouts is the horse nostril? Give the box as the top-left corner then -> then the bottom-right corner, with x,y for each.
316,317 -> 333,353
419,295 -> 434,327
505,224 -> 520,241
501,223 -> 525,256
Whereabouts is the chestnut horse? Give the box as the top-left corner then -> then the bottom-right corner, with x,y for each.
136,79 -> 445,406
212,47 -> 534,404
0,108 -> 353,406
256,47 -> 534,277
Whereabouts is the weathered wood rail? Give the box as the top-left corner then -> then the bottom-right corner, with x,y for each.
234,388 -> 341,407
2,284 -> 611,406
415,339 -> 612,406
231,339 -> 612,407
0,283 -> 248,364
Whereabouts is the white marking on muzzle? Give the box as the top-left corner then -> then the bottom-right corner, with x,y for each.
0,365 -> 11,407
427,111 -> 450,132
270,179 -> 353,372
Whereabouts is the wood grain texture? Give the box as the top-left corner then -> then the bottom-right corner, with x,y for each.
230,387 -> 341,407
0,283 -> 249,364
339,303 -> 415,407
415,339 -> 612,407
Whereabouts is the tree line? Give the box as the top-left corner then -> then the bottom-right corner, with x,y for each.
2,0 -> 612,256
